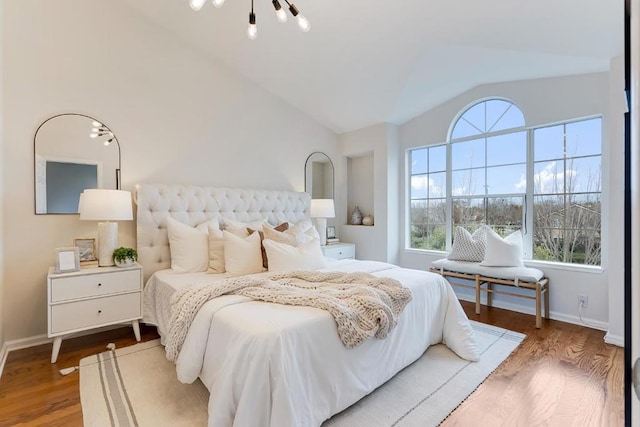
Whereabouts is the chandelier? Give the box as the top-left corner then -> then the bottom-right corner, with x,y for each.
188,0 -> 310,40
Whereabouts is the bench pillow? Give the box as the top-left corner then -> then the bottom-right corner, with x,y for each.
447,226 -> 488,262
480,229 -> 524,267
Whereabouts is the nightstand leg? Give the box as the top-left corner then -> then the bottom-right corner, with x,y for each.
51,337 -> 62,363
132,320 -> 141,342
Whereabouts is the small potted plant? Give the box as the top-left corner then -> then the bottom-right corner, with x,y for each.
112,247 -> 138,268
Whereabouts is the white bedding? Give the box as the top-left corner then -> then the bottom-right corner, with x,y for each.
143,258 -> 480,427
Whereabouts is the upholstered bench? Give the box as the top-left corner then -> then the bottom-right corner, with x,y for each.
430,258 -> 549,328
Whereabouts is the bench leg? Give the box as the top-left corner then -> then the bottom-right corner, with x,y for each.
486,282 -> 492,307
475,275 -> 481,315
535,283 -> 542,329
544,281 -> 550,319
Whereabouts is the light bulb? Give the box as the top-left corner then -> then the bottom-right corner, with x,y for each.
275,8 -> 287,23
90,133 -> 98,138
91,121 -> 102,127
189,0 -> 206,11
296,14 -> 310,32
91,127 -> 99,132
247,12 -> 257,40
212,0 -> 224,7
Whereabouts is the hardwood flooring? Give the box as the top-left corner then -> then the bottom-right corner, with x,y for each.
0,303 -> 624,427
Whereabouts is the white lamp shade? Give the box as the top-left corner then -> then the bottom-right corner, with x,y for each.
310,199 -> 335,218
79,189 -> 133,221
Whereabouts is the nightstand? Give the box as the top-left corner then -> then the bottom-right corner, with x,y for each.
321,242 -> 356,260
47,263 -> 143,363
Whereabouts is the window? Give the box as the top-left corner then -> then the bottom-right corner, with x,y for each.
407,98 -> 602,266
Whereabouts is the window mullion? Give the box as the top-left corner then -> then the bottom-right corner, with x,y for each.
446,142 -> 453,251
525,128 -> 534,259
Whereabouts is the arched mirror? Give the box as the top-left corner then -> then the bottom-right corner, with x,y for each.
304,152 -> 334,199
34,113 -> 121,214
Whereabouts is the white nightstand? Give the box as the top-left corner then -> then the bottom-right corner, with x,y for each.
321,242 -> 356,260
47,263 -> 143,363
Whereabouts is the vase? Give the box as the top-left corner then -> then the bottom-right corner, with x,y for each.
362,215 -> 374,226
350,206 -> 363,225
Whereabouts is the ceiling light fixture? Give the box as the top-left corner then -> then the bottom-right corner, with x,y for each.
188,0 -> 310,39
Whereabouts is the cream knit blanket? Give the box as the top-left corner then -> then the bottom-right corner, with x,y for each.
165,270 -> 413,361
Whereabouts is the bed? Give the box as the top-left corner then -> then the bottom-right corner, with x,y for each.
136,184 -> 480,427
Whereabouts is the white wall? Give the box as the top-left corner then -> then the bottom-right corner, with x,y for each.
400,72 -> 623,332
1,0 -> 337,342
0,0 -> 5,356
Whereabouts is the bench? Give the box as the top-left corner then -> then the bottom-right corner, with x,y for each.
430,258 -> 550,328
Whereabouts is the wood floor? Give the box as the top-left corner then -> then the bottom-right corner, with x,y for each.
0,302 -> 624,427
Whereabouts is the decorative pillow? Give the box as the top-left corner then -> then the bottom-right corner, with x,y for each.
480,229 -> 524,267
167,217 -> 212,273
248,222 -> 289,268
222,218 -> 268,237
262,238 -> 327,273
223,230 -> 264,276
195,218 -> 225,273
447,226 -> 488,262
285,220 -> 320,243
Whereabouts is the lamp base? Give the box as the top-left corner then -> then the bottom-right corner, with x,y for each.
315,217 -> 327,246
98,222 -> 118,266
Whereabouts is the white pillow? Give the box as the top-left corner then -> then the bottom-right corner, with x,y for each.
263,238 -> 327,273
223,230 -> 264,276
167,217 -> 213,273
195,218 -> 225,273
285,220 -> 320,243
448,226 -> 488,262
480,229 -> 524,267
222,218 -> 268,237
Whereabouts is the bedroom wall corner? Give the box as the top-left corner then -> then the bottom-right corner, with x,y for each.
338,123 -> 400,263
1,0 -> 338,343
0,0 -> 6,362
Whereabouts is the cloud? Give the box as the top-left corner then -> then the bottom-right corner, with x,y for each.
517,161 -> 577,193
411,175 -> 444,198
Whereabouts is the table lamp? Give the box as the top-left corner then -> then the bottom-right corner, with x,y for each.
310,199 -> 335,246
79,189 -> 133,266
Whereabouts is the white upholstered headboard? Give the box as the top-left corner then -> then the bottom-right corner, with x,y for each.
135,184 -> 310,280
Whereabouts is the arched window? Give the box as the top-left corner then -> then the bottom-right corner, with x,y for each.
408,97 -> 602,266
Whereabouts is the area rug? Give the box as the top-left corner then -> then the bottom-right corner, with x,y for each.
79,321 -> 524,427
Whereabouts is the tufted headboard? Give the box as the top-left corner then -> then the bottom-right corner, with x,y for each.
135,184 -> 310,280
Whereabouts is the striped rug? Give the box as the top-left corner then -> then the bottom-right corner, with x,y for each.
79,322 -> 524,427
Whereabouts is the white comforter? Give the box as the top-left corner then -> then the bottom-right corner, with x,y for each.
143,259 -> 479,427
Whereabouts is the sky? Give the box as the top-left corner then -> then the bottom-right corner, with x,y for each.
410,100 -> 602,199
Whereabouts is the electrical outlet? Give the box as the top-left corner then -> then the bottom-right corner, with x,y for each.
578,295 -> 589,309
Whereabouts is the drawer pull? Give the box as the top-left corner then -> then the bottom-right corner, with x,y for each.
98,283 -> 102,287
97,310 -> 102,314
338,251 -> 343,255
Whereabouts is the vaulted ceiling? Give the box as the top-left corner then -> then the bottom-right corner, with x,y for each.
121,0 -> 623,133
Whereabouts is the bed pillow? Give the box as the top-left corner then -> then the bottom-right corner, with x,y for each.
167,217 -> 212,273
195,218 -> 225,273
223,230 -> 264,276
263,239 -> 327,273
285,220 -> 320,243
480,229 -> 524,267
447,226 -> 488,262
223,218 -> 268,237
248,222 -> 289,268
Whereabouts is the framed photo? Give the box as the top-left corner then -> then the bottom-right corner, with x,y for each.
54,247 -> 80,273
74,238 -> 97,263
327,226 -> 336,239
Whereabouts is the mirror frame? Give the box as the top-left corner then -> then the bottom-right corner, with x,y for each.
33,112 -> 121,215
304,151 -> 335,199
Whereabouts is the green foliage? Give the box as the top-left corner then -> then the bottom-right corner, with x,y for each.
533,245 -> 553,261
112,247 -> 138,263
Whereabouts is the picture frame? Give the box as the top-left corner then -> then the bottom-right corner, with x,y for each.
54,247 -> 80,273
327,225 -> 336,239
74,238 -> 97,263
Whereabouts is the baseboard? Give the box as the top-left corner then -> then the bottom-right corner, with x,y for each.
455,293 -> 609,332
0,342 -> 8,380
604,332 -> 624,347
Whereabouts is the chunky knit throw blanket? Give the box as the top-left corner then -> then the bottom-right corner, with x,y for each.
165,270 -> 413,361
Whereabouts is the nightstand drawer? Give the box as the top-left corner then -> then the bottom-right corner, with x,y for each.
50,292 -> 141,334
50,269 -> 141,303
322,244 -> 355,259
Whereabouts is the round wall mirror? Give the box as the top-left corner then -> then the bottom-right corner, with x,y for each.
304,152 -> 334,199
34,113 -> 121,214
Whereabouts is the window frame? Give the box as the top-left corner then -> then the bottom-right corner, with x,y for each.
406,99 -> 603,269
